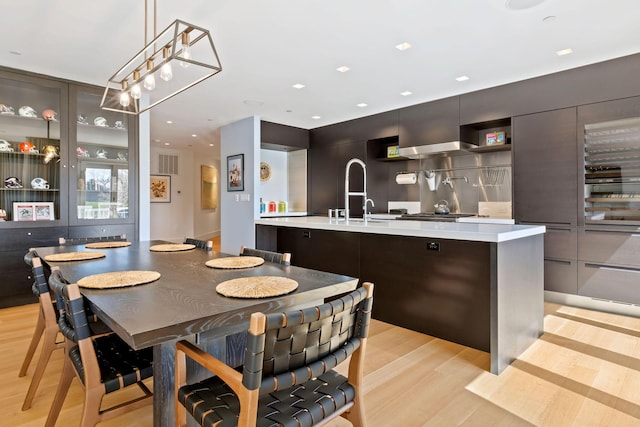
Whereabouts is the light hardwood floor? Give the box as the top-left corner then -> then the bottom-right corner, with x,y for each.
3,296 -> 640,426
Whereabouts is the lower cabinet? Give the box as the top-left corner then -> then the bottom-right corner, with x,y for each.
578,261 -> 640,304
544,259 -> 578,294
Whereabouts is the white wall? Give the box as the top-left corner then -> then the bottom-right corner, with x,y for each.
220,116 -> 259,253
148,147 -> 221,242
260,149 -> 288,205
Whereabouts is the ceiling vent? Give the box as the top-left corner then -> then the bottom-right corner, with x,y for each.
158,154 -> 179,175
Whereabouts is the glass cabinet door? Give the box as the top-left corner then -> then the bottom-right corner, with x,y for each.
70,86 -> 134,223
0,71 -> 67,225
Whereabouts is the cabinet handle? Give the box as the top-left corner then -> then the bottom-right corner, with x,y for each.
303,231 -> 311,238
545,259 -> 572,265
585,263 -> 640,274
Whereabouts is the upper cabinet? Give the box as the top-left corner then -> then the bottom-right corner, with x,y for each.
398,96 -> 459,147
70,86 -> 135,225
0,70 -> 69,226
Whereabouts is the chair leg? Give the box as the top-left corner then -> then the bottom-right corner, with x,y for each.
18,307 -> 45,377
21,326 -> 62,410
44,352 -> 74,427
342,397 -> 366,427
80,386 -> 104,427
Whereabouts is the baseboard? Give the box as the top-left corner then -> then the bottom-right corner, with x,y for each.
545,290 -> 640,318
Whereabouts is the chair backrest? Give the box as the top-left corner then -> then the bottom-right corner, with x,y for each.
59,234 -> 127,246
48,268 -> 91,344
239,245 -> 291,266
241,282 -> 373,393
184,237 -> 213,250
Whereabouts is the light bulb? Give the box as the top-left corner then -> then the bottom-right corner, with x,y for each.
160,46 -> 173,81
179,32 -> 191,68
119,91 -> 131,107
144,74 -> 156,91
160,62 -> 173,82
130,70 -> 142,99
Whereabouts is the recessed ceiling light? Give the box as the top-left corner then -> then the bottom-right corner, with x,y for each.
357,103 -> 368,108
209,143 -> 214,147
292,83 -> 305,89
456,75 -> 470,82
400,91 -> 413,96
153,139 -> 161,143
505,0 -> 545,10
191,134 -> 197,137
166,120 -> 173,124
164,142 -> 170,146
336,66 -> 350,73
395,42 -> 412,51
312,115 -> 321,120
556,48 -> 573,56
542,15 -> 556,23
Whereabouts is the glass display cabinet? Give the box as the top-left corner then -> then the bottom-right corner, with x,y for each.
70,86 -> 135,225
583,116 -> 640,224
0,71 -> 67,225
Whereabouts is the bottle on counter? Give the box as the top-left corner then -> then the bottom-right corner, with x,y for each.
278,200 -> 287,213
268,200 -> 277,213
259,198 -> 266,214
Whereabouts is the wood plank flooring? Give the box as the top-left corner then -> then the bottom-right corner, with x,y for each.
3,297 -> 640,426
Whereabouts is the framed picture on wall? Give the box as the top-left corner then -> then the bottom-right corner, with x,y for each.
150,175 -> 171,203
227,154 -> 244,192
201,164 -> 218,209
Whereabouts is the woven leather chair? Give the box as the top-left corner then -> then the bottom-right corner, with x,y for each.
240,245 -> 291,266
19,252 -> 65,411
45,267 -> 153,427
184,237 -> 213,250
175,282 -> 374,427
58,234 -> 127,246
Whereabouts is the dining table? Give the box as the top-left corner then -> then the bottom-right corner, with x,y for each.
33,240 -> 359,427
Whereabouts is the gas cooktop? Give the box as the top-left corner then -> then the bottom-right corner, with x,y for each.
397,213 -> 476,222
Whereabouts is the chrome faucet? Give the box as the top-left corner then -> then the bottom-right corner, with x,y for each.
364,198 -> 375,219
442,176 -> 469,188
345,158 -> 367,220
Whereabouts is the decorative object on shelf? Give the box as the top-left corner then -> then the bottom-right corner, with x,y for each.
0,104 -> 15,115
227,154 -> 244,192
4,176 -> 23,188
12,202 -> 55,221
13,202 -> 33,221
77,113 -> 88,124
259,161 -> 271,182
486,131 -> 506,146
94,117 -> 108,127
268,200 -> 277,213
41,109 -> 57,121
114,120 -> 125,129
100,0 -> 222,115
95,148 -> 108,159
30,177 -> 49,190
0,139 -> 14,152
150,174 -> 171,202
19,141 -> 38,153
42,144 -> 59,164
0,209 -> 6,221
76,147 -> 90,157
387,145 -> 400,158
201,164 -> 218,209
18,106 -> 37,118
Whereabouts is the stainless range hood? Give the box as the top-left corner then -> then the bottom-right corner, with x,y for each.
398,141 -> 477,159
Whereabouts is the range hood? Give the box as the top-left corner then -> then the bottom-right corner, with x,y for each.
398,141 -> 477,159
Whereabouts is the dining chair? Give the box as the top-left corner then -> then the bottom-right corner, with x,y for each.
175,282 -> 374,427
184,237 -> 213,250
19,252 -> 65,411
240,245 -> 291,265
58,234 -> 127,245
45,267 -> 154,427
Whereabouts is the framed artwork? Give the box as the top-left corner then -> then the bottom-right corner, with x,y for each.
227,154 -> 244,192
201,164 -> 218,209
12,202 -> 55,221
150,175 -> 171,203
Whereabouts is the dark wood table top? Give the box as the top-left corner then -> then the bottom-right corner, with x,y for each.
34,241 -> 358,350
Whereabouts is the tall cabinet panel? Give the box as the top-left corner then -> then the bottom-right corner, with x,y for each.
513,107 -> 578,293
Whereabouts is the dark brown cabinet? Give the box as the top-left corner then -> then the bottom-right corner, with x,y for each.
398,96 -> 459,147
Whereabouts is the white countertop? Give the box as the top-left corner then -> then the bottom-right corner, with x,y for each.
255,216 -> 545,243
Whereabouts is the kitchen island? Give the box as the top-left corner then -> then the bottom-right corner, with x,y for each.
255,216 -> 546,374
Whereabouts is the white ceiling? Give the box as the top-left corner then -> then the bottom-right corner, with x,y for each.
1,0 -> 639,157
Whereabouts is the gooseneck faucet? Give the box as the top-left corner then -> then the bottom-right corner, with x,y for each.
345,158 -> 367,220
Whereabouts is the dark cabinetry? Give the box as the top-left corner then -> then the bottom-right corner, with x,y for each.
398,96 -> 459,147
261,121 -> 309,151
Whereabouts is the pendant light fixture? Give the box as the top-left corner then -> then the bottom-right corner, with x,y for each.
100,0 -> 222,115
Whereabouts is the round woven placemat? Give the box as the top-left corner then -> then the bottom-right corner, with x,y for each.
149,243 -> 196,252
44,251 -> 106,262
78,270 -> 161,289
216,276 -> 298,298
85,241 -> 132,249
206,256 -> 265,269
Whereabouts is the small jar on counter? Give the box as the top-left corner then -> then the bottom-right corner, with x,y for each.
268,201 -> 277,213
259,198 -> 266,214
278,200 -> 287,213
